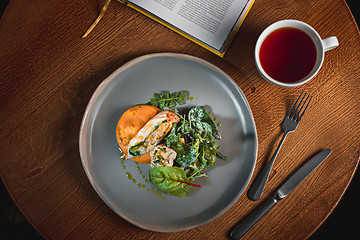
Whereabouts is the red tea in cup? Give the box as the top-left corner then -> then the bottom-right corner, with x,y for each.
259,27 -> 317,83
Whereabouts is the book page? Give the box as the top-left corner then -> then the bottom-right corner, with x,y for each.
129,0 -> 249,51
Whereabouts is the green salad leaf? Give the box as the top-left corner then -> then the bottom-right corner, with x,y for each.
202,140 -> 218,168
188,106 -> 221,140
162,105 -> 227,182
149,166 -> 201,198
146,91 -> 228,197
171,139 -> 200,168
163,123 -> 180,147
192,121 -> 212,139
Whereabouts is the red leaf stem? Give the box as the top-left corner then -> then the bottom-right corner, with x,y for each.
172,179 -> 202,188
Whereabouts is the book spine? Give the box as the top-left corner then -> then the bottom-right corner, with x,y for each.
221,0 -> 256,54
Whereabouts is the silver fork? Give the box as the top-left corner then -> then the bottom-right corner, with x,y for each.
248,91 -> 312,201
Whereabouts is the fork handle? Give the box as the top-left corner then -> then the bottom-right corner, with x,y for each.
247,131 -> 288,201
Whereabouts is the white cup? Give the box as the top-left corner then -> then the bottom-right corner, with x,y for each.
255,19 -> 339,87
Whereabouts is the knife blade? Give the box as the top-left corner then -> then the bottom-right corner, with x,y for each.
229,149 -> 332,240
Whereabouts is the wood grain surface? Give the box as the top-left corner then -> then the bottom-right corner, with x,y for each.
0,0 -> 359,239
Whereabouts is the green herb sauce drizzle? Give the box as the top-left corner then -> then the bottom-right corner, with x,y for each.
119,148 -> 166,200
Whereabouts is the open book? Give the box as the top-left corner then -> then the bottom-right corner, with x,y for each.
84,0 -> 255,57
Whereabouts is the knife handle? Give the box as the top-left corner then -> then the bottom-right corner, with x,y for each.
229,195 -> 279,239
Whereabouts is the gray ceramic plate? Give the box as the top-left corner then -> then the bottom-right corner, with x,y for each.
79,53 -> 257,232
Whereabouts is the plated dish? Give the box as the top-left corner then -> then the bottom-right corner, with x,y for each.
79,53 -> 257,232
116,92 -> 229,197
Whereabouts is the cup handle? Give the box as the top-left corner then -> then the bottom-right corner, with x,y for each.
322,36 -> 339,52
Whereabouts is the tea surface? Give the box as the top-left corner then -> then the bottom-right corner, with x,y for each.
260,27 -> 317,83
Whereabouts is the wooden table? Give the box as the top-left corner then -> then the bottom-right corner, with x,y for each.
1,0 -> 359,239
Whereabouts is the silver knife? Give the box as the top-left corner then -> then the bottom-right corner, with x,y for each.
229,149 -> 332,239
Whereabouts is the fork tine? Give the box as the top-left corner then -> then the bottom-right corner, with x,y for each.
291,92 -> 307,119
297,94 -> 312,122
294,92 -> 310,120
286,91 -> 304,118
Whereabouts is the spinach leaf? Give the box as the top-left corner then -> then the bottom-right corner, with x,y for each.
149,166 -> 200,197
188,106 -> 221,140
164,123 -> 180,147
170,141 -> 190,155
192,121 -> 212,139
172,139 -> 199,168
196,142 -> 207,170
203,140 -> 219,169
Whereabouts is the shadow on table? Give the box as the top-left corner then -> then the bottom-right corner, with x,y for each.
0,179 -> 43,240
